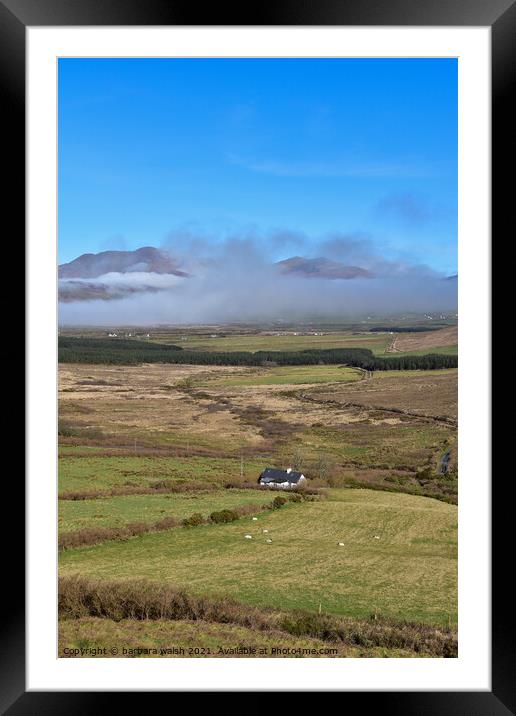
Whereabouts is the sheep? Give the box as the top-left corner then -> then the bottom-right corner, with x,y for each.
338,542 -> 345,547
244,534 -> 253,540
266,539 -> 273,544
262,529 -> 269,534
252,517 -> 258,521
374,535 -> 380,540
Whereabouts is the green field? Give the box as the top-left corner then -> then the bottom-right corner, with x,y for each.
150,330 -> 457,357
154,332 -> 393,354
58,455 -> 266,494
59,489 -> 275,532
59,488 -> 457,626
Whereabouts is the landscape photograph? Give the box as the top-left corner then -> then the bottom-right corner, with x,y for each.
58,57 -> 458,659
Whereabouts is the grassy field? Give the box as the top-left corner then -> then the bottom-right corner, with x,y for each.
60,323 -> 457,356
167,332 -> 393,354
59,489 -> 275,532
58,455 -> 266,494
149,326 -> 458,356
391,345 -> 457,357
59,488 -> 457,626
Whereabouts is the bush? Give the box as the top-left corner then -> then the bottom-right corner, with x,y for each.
288,493 -> 303,503
294,484 -> 328,499
233,503 -> 265,517
58,420 -> 80,437
272,495 -> 287,509
182,512 -> 205,528
416,466 -> 434,481
210,509 -> 238,524
152,516 -> 179,531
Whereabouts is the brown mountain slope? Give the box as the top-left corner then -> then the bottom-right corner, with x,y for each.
59,247 -> 188,279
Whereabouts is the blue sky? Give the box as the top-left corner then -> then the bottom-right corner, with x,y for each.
58,58 -> 457,274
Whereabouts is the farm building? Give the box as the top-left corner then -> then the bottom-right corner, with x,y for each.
258,467 -> 306,489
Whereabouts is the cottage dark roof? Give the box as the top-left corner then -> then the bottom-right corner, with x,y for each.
258,468 -> 304,484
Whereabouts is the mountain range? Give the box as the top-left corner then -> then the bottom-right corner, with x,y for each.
58,246 -> 376,302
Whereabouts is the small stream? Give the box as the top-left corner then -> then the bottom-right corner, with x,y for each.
439,451 -> 451,474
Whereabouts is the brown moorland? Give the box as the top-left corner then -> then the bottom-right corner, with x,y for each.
388,325 -> 458,353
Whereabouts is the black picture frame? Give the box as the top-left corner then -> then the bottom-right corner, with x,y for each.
6,0 -> 507,710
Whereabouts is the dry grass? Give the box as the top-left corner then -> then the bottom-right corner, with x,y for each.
59,363 -> 264,452
388,326 -> 458,353
59,364 -> 454,461
59,616 -> 381,657
309,369 -> 457,421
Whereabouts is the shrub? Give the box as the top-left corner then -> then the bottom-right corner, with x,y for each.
416,466 -> 434,481
272,495 -> 287,509
182,512 -> 205,528
233,503 -> 265,517
288,493 -> 303,503
210,509 -> 238,524
294,485 -> 328,499
58,420 -> 80,437
151,516 -> 179,531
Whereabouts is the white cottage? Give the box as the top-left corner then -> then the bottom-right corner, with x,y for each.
258,467 -> 306,489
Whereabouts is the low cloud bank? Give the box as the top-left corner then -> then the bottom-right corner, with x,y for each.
59,272 -> 185,302
59,233 -> 457,325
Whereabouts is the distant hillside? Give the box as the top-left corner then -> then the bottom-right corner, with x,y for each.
59,246 -> 188,279
276,256 -> 373,279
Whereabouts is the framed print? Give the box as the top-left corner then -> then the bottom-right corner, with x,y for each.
4,0 -> 510,708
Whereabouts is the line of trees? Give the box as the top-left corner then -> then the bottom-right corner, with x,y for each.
58,336 -> 457,371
